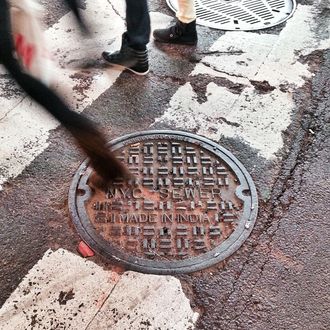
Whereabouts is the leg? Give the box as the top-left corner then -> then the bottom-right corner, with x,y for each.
126,0 -> 150,50
153,0 -> 197,45
176,0 -> 196,24
102,0 -> 150,75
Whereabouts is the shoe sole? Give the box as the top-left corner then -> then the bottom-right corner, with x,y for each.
103,62 -> 149,76
127,67 -> 149,75
154,38 -> 197,46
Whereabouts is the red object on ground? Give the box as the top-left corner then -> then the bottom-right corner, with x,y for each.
77,241 -> 95,258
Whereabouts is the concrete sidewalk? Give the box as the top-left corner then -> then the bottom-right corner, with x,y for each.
0,249 -> 198,329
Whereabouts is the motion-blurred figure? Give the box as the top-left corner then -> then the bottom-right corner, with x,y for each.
0,0 -> 129,187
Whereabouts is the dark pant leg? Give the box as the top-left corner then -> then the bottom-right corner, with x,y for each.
125,0 -> 150,50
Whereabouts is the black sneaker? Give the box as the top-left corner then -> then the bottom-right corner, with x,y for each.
153,20 -> 197,45
102,34 -> 149,75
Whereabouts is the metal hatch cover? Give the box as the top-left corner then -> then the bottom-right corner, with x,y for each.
166,0 -> 296,31
69,131 -> 258,274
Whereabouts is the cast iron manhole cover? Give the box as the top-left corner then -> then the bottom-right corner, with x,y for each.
69,131 -> 258,274
166,0 -> 296,31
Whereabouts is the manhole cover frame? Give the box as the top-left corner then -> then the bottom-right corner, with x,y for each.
166,0 -> 297,31
69,130 -> 258,274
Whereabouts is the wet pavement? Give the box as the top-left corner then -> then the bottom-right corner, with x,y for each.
180,48 -> 330,330
0,0 -> 329,329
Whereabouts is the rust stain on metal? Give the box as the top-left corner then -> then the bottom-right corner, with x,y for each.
86,141 -> 242,260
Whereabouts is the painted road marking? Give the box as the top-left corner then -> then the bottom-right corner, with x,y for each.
153,5 -> 330,159
0,249 -> 198,329
0,1 -> 171,191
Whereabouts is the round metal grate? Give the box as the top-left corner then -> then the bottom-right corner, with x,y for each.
69,131 -> 258,274
167,0 -> 296,31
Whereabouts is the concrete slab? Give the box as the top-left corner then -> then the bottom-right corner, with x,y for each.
0,249 -> 118,329
0,250 -> 198,330
87,271 -> 199,330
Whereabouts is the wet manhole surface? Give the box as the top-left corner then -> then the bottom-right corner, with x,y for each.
167,0 -> 296,31
69,131 -> 258,274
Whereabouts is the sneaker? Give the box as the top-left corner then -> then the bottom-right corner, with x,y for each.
102,33 -> 149,75
153,20 -> 197,45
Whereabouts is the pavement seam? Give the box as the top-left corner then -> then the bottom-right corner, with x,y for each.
196,51 -> 246,56
85,277 -> 120,330
0,95 -> 27,122
106,0 -> 125,20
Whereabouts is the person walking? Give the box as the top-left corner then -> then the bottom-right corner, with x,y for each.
0,0 -> 129,187
153,0 -> 197,45
102,0 -> 150,75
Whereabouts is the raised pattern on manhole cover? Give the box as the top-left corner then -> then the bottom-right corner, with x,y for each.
167,0 -> 296,31
69,131 -> 258,274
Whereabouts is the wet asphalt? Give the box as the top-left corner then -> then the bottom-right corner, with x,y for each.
0,1 -> 329,329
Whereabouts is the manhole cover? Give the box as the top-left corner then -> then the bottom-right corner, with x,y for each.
167,0 -> 296,31
69,131 -> 258,274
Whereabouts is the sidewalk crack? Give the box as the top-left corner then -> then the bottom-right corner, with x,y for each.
84,280 -> 119,330
217,117 -> 240,127
0,96 -> 27,122
106,0 -> 125,20
200,62 -> 247,79
197,50 -> 245,56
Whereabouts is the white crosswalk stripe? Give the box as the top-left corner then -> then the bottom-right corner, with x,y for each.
0,249 -> 198,330
152,5 -> 329,159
